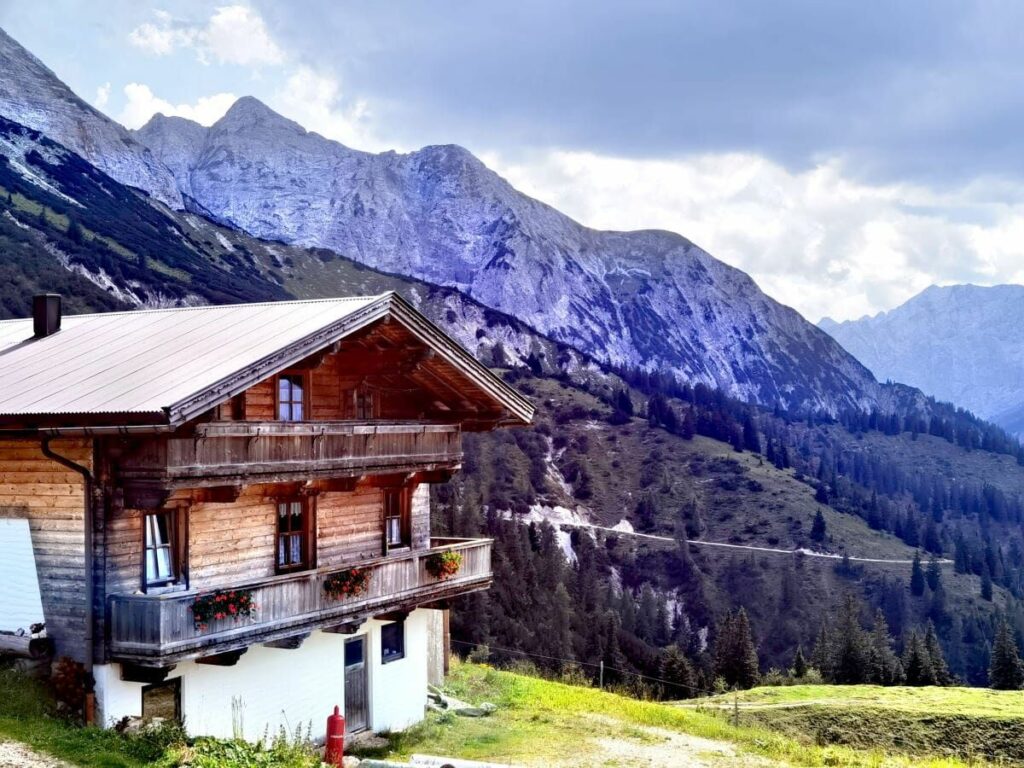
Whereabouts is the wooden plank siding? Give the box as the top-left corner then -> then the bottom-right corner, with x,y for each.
106,484 -> 435,596
0,438 -> 90,662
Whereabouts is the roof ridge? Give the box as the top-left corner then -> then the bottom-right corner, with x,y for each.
0,293 -> 394,324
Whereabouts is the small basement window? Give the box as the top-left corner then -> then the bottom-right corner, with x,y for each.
381,620 -> 405,664
142,679 -> 181,723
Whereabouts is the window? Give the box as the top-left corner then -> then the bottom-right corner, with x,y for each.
381,620 -> 405,664
353,387 -> 376,420
144,510 -> 176,587
142,679 -> 181,722
277,374 -> 305,421
383,488 -> 409,550
276,499 -> 311,572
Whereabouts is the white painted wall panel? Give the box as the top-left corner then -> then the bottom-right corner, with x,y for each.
0,518 -> 45,632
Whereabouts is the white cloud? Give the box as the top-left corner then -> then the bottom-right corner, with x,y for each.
485,150 -> 1024,322
128,5 -> 283,66
271,67 -> 383,151
94,82 -> 111,109
118,83 -> 238,129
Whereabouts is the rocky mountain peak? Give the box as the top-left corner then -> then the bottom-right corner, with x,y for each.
0,26 -> 182,209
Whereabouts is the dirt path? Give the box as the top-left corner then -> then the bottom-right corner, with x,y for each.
0,742 -> 71,768
529,715 -> 779,768
570,521 -> 953,566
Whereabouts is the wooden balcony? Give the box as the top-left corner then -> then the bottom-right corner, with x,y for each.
107,538 -> 491,665
118,421 -> 462,493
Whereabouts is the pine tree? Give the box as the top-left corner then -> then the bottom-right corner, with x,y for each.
811,624 -> 835,681
832,595 -> 869,684
981,565 -> 994,601
910,551 -> 926,597
742,415 -> 760,452
792,644 -> 808,678
810,510 -> 827,543
867,609 -> 902,685
680,409 -> 695,440
989,619 -> 1024,690
713,609 -> 760,689
926,555 -> 942,592
902,632 -> 937,686
923,622 -> 952,685
659,645 -> 696,699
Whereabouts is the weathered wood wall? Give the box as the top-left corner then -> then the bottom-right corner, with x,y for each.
0,438 -> 90,662
105,484 -> 440,594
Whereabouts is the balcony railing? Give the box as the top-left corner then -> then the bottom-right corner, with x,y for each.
107,538 -> 491,665
118,421 -> 462,488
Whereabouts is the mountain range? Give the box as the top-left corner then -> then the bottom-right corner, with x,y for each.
820,284 -> 1024,437
0,25 -> 886,416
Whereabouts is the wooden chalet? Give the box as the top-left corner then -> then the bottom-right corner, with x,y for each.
0,292 -> 532,738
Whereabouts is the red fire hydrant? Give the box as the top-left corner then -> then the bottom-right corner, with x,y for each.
325,705 -> 345,765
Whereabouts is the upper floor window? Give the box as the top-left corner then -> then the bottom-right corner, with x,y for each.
354,387 -> 376,420
384,488 -> 410,550
277,374 -> 305,421
144,509 -> 178,589
276,498 -> 312,572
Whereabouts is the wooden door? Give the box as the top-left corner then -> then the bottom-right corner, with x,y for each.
344,636 -> 369,733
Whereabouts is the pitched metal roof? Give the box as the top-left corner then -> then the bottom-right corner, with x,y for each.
0,293 -> 534,428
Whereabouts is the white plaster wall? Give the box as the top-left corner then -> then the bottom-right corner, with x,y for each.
93,608 -> 436,740
366,610 -> 430,732
179,630 -> 348,741
93,663 -> 144,726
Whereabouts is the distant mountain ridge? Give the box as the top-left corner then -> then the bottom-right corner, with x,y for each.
133,98 -> 882,414
4,24 -> 880,415
820,284 -> 1024,435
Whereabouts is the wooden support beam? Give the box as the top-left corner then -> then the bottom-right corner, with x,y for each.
263,632 -> 310,650
120,663 -> 176,684
324,618 -> 367,635
374,609 -> 411,623
195,649 -> 247,667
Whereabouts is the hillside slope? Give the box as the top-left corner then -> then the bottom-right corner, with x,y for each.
820,284 -> 1024,436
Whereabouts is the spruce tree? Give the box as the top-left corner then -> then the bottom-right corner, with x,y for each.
792,644 -> 808,679
923,622 -> 952,685
713,609 -> 760,689
867,609 -> 902,685
989,620 -> 1024,690
659,645 -> 696,699
810,509 -> 827,543
981,566 -> 994,601
832,595 -> 869,684
811,624 -> 835,681
902,632 -> 937,686
926,555 -> 942,592
910,551 -> 926,597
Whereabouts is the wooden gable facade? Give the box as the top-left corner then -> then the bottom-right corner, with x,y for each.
0,294 -> 532,672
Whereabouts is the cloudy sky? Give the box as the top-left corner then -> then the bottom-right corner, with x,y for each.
2,1 -> 1024,322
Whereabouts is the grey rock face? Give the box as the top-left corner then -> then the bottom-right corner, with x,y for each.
820,284 -> 1024,435
0,28 -> 182,208
135,99 -> 879,413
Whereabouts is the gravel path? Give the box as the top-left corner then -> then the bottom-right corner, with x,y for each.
0,742 -> 70,768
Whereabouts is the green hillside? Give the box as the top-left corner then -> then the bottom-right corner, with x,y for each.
360,661 -> 1020,766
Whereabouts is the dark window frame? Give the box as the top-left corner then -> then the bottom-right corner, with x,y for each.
275,496 -> 316,573
383,487 -> 410,552
142,508 -> 186,592
381,620 -> 405,664
353,386 -> 377,420
276,371 -> 308,421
